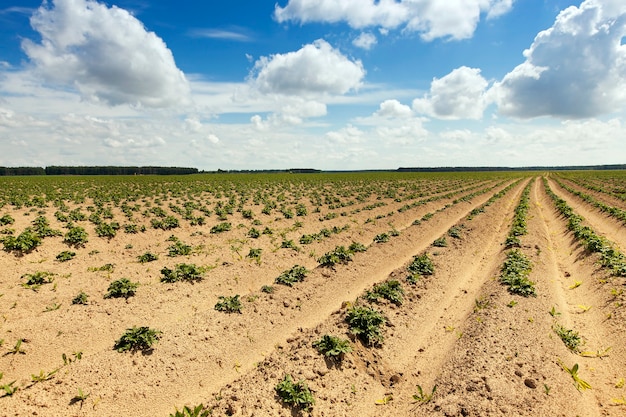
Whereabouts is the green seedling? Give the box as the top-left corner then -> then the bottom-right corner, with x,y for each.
104,278 -> 138,299
553,324 -> 582,352
113,326 -> 161,353
346,305 -> 386,346
70,388 -> 90,405
169,404 -> 210,417
549,306 -> 561,317
312,335 -> 352,359
559,360 -> 591,391
375,395 -> 393,405
31,368 -> 59,383
275,374 -> 314,412
365,280 -> 404,305
214,295 -> 242,314
72,292 -> 89,305
8,339 -> 25,355
44,302 -> 61,312
413,384 -> 437,403
507,300 -> 518,308
137,252 -> 158,263
275,265 -> 308,287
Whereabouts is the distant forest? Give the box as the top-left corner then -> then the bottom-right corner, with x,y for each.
0,164 -> 625,176
0,166 -> 198,176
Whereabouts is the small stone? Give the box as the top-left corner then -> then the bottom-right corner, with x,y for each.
514,369 -> 523,378
390,374 -> 402,385
524,378 -> 537,389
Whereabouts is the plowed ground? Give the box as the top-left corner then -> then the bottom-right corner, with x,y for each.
1,175 -> 625,417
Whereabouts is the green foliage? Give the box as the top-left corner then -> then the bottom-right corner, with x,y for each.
0,214 -> 14,226
348,241 -> 367,253
247,248 -> 262,261
261,285 -> 274,294
553,324 -> 582,352
500,249 -> 536,297
56,250 -> 76,262
413,385 -> 437,404
138,252 -> 158,263
64,226 -> 88,246
22,271 -> 54,290
345,305 -> 386,346
312,335 -> 352,359
151,215 -> 179,230
31,215 -> 62,237
365,280 -> 404,305
95,222 -> 119,238
214,295 -> 242,314
167,239 -> 192,257
280,239 -> 299,251
373,232 -> 390,243
432,237 -> 447,247
447,226 -> 462,239
114,326 -> 161,353
275,265 -> 308,287
210,222 -> 231,234
2,228 -> 42,253
161,263 -> 204,283
72,291 -> 89,305
247,227 -> 261,238
88,263 -> 115,272
318,246 -> 353,267
407,253 -> 434,284
169,404 -> 210,417
275,374 -> 315,412
104,278 -> 139,299
1,373 -> 18,397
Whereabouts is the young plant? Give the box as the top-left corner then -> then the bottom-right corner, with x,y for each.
104,278 -> 139,299
373,233 -> 390,243
275,374 -> 315,412
553,324 -> 582,353
160,263 -> 205,283
247,248 -> 262,262
413,384 -> 437,404
261,285 -> 274,294
167,240 -> 192,257
56,250 -> 76,262
365,280 -> 404,305
22,271 -> 54,290
348,241 -> 367,253
31,368 -> 59,383
70,388 -> 90,405
558,360 -> 591,391
345,305 -> 386,346
210,222 -> 231,234
169,404 -> 210,417
72,291 -> 89,305
2,228 -> 42,253
407,253 -> 434,284
8,339 -> 25,355
500,249 -> 536,297
214,295 -> 242,314
137,252 -> 158,263
1,375 -> 18,397
64,226 -> 88,247
432,237 -> 447,247
275,265 -> 308,287
113,326 -> 161,353
313,335 -> 352,359
318,246 -> 353,267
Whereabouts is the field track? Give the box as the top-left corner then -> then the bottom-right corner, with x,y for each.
1,173 -> 625,416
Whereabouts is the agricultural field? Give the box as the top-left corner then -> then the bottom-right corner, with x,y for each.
0,171 -> 625,417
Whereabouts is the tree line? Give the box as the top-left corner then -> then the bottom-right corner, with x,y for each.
0,166 -> 198,176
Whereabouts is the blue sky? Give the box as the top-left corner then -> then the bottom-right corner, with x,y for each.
0,0 -> 625,170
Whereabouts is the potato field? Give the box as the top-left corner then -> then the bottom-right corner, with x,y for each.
0,171 -> 625,417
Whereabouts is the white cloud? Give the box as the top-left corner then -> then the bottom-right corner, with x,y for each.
250,39 -> 365,96
374,99 -> 413,118
274,0 -> 515,41
353,32 -> 377,50
325,124 -> 365,144
207,134 -> 220,144
413,66 -> 489,119
188,28 -> 252,42
21,0 -> 189,108
493,0 -> 626,119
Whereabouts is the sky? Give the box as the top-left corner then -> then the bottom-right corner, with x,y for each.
0,0 -> 625,171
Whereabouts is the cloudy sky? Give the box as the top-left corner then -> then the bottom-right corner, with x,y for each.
0,0 -> 625,170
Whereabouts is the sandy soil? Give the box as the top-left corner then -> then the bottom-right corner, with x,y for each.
1,175 -> 625,417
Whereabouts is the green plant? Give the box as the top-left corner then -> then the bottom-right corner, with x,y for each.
210,222 -> 231,234
0,214 -> 14,225
72,291 -> 89,305
22,271 -> 54,289
373,233 -> 390,243
70,388 -> 90,405
113,326 -> 161,353
432,237 -> 447,247
95,222 -> 119,238
280,239 -> 299,251
88,263 -> 115,272
365,280 -> 404,305
549,306 -> 561,317
318,246 -> 353,267
275,374 -> 315,412
345,305 -> 386,346
553,324 -> 582,352
167,240 -> 192,257
44,302 -> 61,312
160,263 -> 205,283
138,252 -> 158,263
500,249 -> 536,297
413,384 -> 437,403
214,295 -> 242,314
56,250 -> 76,262
558,360 -> 591,391
31,368 -> 59,383
8,339 -> 25,355
248,227 -> 261,238
275,265 -> 308,287
261,285 -> 274,293
104,278 -> 139,299
2,228 -> 42,253
169,404 -> 210,417
64,226 -> 88,247
407,253 -> 434,284
348,242 -> 367,253
448,226 -> 462,238
151,215 -> 180,230
1,375 -> 18,397
313,335 -> 352,359
247,248 -> 262,262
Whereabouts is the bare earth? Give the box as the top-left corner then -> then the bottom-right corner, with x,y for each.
1,175 -> 625,416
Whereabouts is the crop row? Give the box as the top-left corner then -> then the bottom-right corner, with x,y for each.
553,178 -> 626,226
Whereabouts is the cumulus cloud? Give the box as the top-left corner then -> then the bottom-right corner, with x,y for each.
21,0 -> 189,108
250,39 -> 365,96
353,32 -> 377,50
325,124 -> 365,144
274,0 -> 515,41
207,134 -> 220,144
413,66 -> 489,119
374,99 -> 413,118
493,0 -> 626,119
